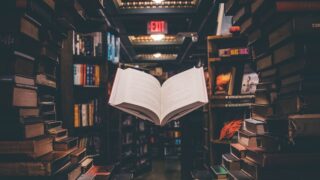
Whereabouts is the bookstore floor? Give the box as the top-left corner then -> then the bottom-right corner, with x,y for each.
135,159 -> 181,180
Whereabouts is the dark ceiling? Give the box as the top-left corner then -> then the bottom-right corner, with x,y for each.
105,0 -> 220,68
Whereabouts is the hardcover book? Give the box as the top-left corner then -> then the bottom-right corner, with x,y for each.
0,151 -> 71,176
222,153 -> 241,171
109,67 -> 208,126
0,136 -> 53,158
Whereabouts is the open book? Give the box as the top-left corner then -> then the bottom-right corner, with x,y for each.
109,67 -> 208,126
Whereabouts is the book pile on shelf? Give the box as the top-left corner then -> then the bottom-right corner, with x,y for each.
211,0 -> 320,179
74,64 -> 100,86
107,31 -> 120,64
73,31 -> 103,57
74,99 -> 101,128
0,1 -> 93,178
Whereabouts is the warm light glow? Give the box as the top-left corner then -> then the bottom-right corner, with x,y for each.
153,53 -> 162,58
150,34 -> 165,41
153,0 -> 164,4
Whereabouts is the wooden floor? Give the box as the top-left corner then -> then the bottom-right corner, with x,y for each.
135,158 -> 181,180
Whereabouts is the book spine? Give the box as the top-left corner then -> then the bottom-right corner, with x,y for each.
92,65 -> 95,86
89,101 -> 94,126
74,104 -> 80,128
83,64 -> 87,86
95,66 -> 100,86
81,104 -> 87,127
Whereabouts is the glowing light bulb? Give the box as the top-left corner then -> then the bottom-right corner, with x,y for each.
153,0 -> 164,4
150,34 -> 165,41
153,53 -> 162,58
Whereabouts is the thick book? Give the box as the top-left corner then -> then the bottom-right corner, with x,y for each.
275,94 -> 320,115
0,117 -> 44,140
0,136 -> 53,158
244,118 -> 266,135
251,104 -> 275,121
80,157 -> 93,174
276,1 -> 320,12
109,67 -> 208,126
268,15 -> 320,48
54,137 -> 78,151
48,127 -> 68,142
288,114 -> 320,140
222,153 -> 241,171
279,75 -> 320,95
230,143 -> 246,159
0,151 -> 71,176
246,147 -> 320,168
238,130 -> 281,152
228,170 -> 254,180
211,165 -> 228,179
0,75 -> 37,108
71,148 -> 86,164
36,74 -> 56,88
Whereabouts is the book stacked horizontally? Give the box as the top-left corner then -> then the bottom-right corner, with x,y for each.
0,1 -> 92,179
222,0 -> 320,179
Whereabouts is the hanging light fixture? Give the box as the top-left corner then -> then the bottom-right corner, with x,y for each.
153,53 -> 162,58
150,34 -> 165,41
152,0 -> 164,4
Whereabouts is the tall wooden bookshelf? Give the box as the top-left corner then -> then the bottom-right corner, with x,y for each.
206,34 -> 254,166
58,0 -> 115,165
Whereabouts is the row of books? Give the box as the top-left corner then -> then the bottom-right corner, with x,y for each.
74,64 -> 101,86
73,31 -> 103,57
107,32 -> 120,63
74,99 -> 101,128
212,0 -> 320,179
218,47 -> 249,57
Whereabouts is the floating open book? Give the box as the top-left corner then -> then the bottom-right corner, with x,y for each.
109,67 -> 208,126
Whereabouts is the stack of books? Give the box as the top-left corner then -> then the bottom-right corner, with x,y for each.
218,0 -> 320,179
0,1 -> 91,178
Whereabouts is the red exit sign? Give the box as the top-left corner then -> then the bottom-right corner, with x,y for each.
147,20 -> 168,34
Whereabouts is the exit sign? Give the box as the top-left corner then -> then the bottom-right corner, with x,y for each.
147,20 -> 168,34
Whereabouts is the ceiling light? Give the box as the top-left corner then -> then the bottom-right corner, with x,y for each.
153,0 -> 164,4
150,34 -> 165,41
153,53 -> 162,58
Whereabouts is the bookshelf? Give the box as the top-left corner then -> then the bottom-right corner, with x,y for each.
60,30 -> 110,164
208,1 -> 320,179
162,121 -> 182,159
206,34 -> 254,166
117,113 -> 152,177
58,0 -> 119,166
0,0 -> 99,178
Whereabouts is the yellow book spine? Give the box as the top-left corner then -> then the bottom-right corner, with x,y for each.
74,104 -> 80,128
95,65 -> 100,86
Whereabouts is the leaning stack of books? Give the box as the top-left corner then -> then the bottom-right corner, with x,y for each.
0,1 -> 89,178
219,0 -> 320,179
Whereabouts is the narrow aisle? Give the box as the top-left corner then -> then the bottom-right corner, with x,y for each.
135,159 -> 181,180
